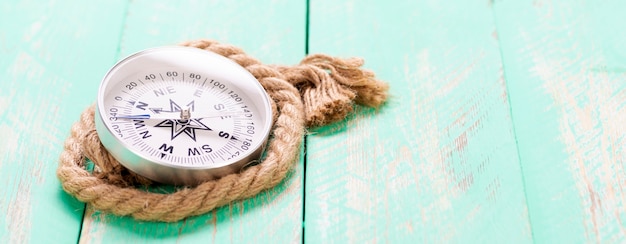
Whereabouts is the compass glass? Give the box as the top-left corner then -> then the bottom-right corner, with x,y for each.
95,47 -> 272,185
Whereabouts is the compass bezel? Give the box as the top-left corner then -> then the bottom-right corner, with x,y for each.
95,46 -> 273,185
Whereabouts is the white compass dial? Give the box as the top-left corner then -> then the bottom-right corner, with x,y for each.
95,47 -> 272,185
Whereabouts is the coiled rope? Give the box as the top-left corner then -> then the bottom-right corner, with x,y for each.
57,40 -> 388,222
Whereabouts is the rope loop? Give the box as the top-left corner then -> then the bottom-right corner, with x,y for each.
57,39 -> 388,222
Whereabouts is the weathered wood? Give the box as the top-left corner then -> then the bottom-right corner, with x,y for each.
0,1 -> 128,243
305,0 -> 532,242
4,0 -> 625,243
493,0 -> 626,242
77,1 -> 306,243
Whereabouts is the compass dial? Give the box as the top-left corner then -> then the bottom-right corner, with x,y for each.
95,47 -> 272,185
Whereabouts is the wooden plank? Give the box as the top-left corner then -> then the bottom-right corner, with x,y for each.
77,1 -> 306,243
493,0 -> 626,242
0,0 -> 128,243
305,0 -> 532,242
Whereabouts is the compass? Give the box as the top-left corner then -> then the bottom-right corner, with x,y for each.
94,46 -> 273,185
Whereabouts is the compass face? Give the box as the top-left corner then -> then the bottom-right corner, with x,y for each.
95,47 -> 272,185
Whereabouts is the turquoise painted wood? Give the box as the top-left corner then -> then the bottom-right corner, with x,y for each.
493,0 -> 626,242
1,0 -> 625,243
0,1 -> 128,243
305,0 -> 531,243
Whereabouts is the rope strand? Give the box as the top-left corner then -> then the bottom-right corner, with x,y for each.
57,39 -> 388,222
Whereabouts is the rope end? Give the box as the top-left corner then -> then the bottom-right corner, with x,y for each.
295,54 -> 389,127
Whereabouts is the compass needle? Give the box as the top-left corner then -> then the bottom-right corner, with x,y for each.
115,111 -> 244,120
95,47 -> 272,185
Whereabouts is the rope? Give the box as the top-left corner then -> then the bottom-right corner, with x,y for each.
57,39 -> 388,222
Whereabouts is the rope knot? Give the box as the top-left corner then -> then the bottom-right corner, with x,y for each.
279,54 -> 389,126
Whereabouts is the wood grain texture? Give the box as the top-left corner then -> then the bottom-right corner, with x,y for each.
76,1 -> 306,243
0,0 -> 128,243
305,0 -> 532,242
4,0 -> 625,243
493,0 -> 626,242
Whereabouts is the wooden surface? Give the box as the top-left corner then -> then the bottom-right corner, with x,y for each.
1,0 -> 624,243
